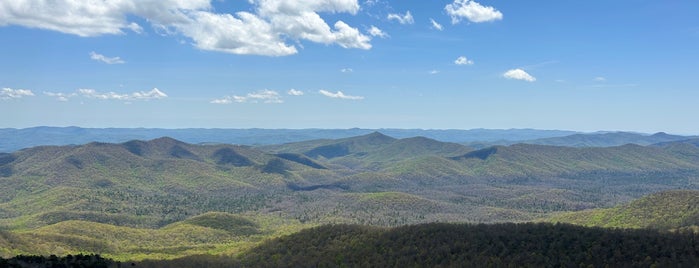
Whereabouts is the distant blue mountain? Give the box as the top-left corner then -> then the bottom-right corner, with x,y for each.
0,127 -> 578,152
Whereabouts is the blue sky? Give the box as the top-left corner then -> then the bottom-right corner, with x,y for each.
1,0 -> 698,134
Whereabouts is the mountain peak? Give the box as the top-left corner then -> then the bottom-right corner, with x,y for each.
357,131 -> 395,142
147,137 -> 185,147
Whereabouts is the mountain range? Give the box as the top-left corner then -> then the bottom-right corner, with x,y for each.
5,126 -> 697,153
1,132 -> 699,260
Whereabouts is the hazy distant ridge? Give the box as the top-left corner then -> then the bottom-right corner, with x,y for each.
0,127 -> 578,152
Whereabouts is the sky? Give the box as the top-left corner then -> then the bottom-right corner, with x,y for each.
1,0 -> 698,134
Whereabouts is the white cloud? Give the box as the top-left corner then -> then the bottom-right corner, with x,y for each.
387,11 -> 414,25
332,21 -> 371,49
288,89 -> 304,96
594,77 -> 607,82
454,56 -> 474,65
364,0 -> 378,6
78,88 -> 167,100
429,70 -> 440,75
210,98 -> 233,104
176,11 -> 297,56
44,92 -> 75,101
445,0 -> 503,24
503,69 -> 536,82
90,51 -> 125,64
0,0 -> 211,37
341,68 -> 354,73
44,88 -> 166,101
1,88 -> 34,100
430,18 -> 443,31
126,22 -> 143,34
319,90 -> 364,100
368,25 -> 388,38
212,89 -> 283,104
0,0 -> 371,56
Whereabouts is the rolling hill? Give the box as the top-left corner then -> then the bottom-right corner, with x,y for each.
548,190 -> 699,230
2,133 -> 699,260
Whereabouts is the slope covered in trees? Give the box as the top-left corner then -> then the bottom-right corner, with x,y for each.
134,223 -> 699,267
548,190 -> 699,230
2,134 -> 699,260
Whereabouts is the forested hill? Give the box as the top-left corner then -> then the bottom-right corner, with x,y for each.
2,134 -> 699,260
137,222 -> 699,268
548,190 -> 699,230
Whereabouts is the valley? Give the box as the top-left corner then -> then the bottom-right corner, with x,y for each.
1,130 -> 699,262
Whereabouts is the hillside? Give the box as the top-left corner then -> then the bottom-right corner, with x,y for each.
2,134 -> 699,260
548,190 -> 699,230
0,137 -> 329,229
136,223 -> 699,267
0,212 -> 307,260
264,132 -> 472,167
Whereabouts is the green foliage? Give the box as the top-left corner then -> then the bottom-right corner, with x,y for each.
548,190 -> 699,230
178,212 -> 260,235
0,213 -> 309,261
234,222 -> 699,267
3,135 -> 699,262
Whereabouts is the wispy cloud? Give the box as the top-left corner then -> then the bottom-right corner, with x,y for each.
44,88 -> 166,101
211,89 -> 282,104
445,0 -> 503,24
43,92 -> 75,101
341,68 -> 354,73
319,90 -> 364,100
503,69 -> 536,82
90,51 -> 125,64
387,11 -> 414,25
1,87 -> 34,100
593,77 -> 607,82
368,25 -> 388,38
288,89 -> 304,96
430,18 -> 443,31
454,56 -> 474,65
429,70 -> 440,75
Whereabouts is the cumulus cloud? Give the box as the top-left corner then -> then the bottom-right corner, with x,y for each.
211,89 -> 283,104
0,0 -> 371,56
445,0 -> 503,24
90,51 -> 125,64
430,18 -> 443,31
0,0 -> 210,37
319,90 -> 364,100
1,88 -> 34,100
454,56 -> 474,65
288,89 -> 304,96
387,11 -> 414,25
503,69 -> 536,82
368,25 -> 388,38
44,88 -> 167,101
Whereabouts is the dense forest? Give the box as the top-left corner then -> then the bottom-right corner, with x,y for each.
4,222 -> 698,267
2,134 -> 699,263
135,222 -> 699,267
